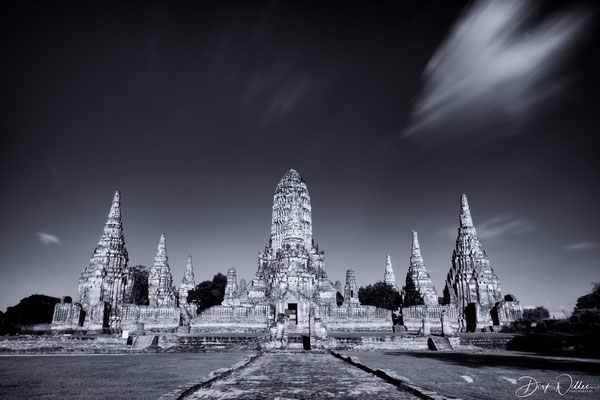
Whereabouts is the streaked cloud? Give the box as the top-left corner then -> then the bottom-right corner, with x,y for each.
403,0 -> 590,143
563,241 -> 598,251
36,232 -> 61,245
477,215 -> 537,240
438,215 -> 536,241
262,76 -> 309,123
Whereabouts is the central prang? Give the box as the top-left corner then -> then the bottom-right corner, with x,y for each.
222,169 -> 341,331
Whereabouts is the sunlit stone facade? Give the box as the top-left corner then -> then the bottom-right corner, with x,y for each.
402,231 -> 439,307
148,233 -> 176,307
208,169 -> 391,333
401,195 -> 522,333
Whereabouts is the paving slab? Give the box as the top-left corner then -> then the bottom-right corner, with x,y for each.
186,350 -> 419,399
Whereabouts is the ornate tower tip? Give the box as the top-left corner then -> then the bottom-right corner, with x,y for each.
461,194 -> 469,208
113,190 -> 121,201
459,194 -> 474,227
282,168 -> 301,180
412,230 -> 421,250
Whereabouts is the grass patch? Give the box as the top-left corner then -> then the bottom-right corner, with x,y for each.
0,352 -> 251,400
346,350 -> 600,400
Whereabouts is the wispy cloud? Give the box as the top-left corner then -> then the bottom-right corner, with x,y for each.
477,216 -> 537,240
262,76 -> 309,123
438,215 -> 536,241
563,241 -> 598,251
403,0 -> 590,143
36,232 -> 61,245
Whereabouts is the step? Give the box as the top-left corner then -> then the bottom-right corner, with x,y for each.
131,335 -> 158,350
427,336 -> 454,351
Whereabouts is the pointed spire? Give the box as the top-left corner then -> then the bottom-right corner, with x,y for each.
385,254 -> 392,272
460,194 -> 474,227
182,254 -> 194,284
78,190 -> 128,307
97,190 -> 125,248
404,230 -> 438,306
149,233 -> 174,307
384,254 -> 397,290
410,230 -> 423,264
108,190 -> 121,220
156,233 -> 166,257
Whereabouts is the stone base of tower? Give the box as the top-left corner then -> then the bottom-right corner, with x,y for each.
401,300 -> 523,334
119,305 -> 180,333
189,303 -> 393,334
51,301 -> 113,333
401,305 -> 461,333
190,305 -> 272,333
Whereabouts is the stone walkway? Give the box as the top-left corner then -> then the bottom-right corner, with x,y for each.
186,351 -> 420,399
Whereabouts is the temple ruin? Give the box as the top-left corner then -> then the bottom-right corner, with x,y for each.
400,195 -> 522,333
52,172 -> 521,335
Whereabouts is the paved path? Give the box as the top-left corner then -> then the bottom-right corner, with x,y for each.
187,351 -> 419,399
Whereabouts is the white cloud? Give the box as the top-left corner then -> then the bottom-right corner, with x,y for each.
36,232 -> 61,245
476,215 -> 537,240
262,76 -> 309,123
563,242 -> 598,251
403,0 -> 589,143
437,215 -> 536,241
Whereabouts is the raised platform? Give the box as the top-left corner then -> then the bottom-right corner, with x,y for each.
1,332 -> 534,354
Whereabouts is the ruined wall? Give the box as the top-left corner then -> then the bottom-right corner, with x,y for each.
319,305 -> 392,332
190,305 -> 272,333
119,304 -> 179,332
401,305 -> 461,333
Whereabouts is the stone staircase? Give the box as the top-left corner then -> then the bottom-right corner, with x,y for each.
427,336 -> 454,351
130,335 -> 158,350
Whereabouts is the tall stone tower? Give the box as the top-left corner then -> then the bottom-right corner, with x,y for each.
344,270 -> 359,304
444,195 -> 502,314
222,268 -> 239,306
252,169 -> 329,296
148,233 -> 176,307
402,231 -> 438,306
178,255 -> 195,305
77,190 -> 129,311
384,254 -> 398,290
270,169 -> 312,252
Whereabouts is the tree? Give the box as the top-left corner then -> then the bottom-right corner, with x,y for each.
3,294 -> 61,326
187,273 -> 227,313
570,282 -> 600,332
130,265 -> 149,306
358,282 -> 402,310
336,291 -> 344,307
0,310 -> 18,335
522,306 -> 550,324
574,282 -> 600,310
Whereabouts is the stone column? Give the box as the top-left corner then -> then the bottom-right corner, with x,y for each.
421,318 -> 431,336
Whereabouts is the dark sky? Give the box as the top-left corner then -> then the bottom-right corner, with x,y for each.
1,0 -> 598,314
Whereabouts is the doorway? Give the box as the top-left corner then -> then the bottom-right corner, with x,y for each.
491,306 -> 500,325
288,303 -> 298,325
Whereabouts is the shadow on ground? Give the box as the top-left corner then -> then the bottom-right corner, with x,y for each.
383,351 -> 600,373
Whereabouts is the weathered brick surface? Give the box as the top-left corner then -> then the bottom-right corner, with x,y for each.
186,351 -> 419,399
